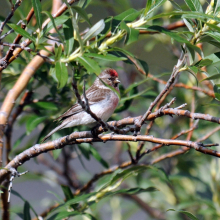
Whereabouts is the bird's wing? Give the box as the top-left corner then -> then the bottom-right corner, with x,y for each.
54,87 -> 109,122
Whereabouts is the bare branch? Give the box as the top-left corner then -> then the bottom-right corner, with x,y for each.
135,51 -> 186,131
0,0 -> 23,36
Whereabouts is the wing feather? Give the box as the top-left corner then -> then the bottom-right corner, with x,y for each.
54,86 -> 110,121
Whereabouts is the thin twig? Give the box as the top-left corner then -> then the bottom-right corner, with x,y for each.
135,51 -> 186,132
0,0 -> 23,36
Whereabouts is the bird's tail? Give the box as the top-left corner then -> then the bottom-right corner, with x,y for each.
41,123 -> 66,143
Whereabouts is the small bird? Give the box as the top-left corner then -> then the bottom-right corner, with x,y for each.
42,68 -> 120,142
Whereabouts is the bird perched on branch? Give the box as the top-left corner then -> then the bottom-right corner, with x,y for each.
42,68 -> 120,142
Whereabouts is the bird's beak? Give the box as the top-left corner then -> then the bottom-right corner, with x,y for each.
114,78 -> 120,84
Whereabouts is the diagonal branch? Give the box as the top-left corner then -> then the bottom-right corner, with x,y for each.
0,0 -> 23,36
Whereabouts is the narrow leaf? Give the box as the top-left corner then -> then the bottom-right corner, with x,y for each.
26,115 -> 46,134
205,31 -> 220,43
194,59 -> 213,67
23,201 -> 31,220
200,73 -> 220,82
184,0 -> 203,12
120,87 -> 152,103
45,15 -> 69,33
31,0 -> 42,29
42,11 -> 64,43
72,6 -> 91,26
7,24 -> 35,42
55,62 -> 69,88
77,56 -> 101,75
63,18 -> 74,56
83,19 -> 105,42
144,0 -> 167,17
125,78 -> 150,93
63,0 -> 84,52
61,185 -> 74,201
83,53 -> 127,61
90,146 -> 109,168
31,102 -> 58,110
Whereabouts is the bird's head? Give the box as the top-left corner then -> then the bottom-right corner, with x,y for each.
98,68 -> 120,89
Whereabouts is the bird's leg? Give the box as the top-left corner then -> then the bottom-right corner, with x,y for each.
91,124 -> 101,137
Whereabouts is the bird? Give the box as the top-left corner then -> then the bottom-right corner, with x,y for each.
42,68 -> 120,142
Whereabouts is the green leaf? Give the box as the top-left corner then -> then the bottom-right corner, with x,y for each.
7,24 -> 35,42
45,15 -> 69,33
48,211 -> 97,220
83,53 -> 127,61
72,6 -> 91,26
148,25 -> 189,43
150,11 -> 220,23
109,47 -> 148,75
47,190 -> 63,203
29,102 -> 58,110
115,86 -> 138,113
184,0 -> 203,12
63,18 -> 74,56
63,0 -> 84,53
120,22 -> 139,45
114,8 -> 140,22
120,87 -> 152,103
11,190 -> 38,218
215,93 -> 220,101
127,56 -> 149,75
54,44 -> 63,61
61,185 -> 74,201
183,18 -> 194,32
144,0 -> 167,17
23,201 -> 31,220
200,73 -> 220,82
204,52 -> 220,64
90,146 -> 109,168
213,0 -> 220,14
59,192 -> 98,207
125,78 -> 150,93
194,59 -> 213,67
77,56 -> 101,75
78,0 -> 92,9
205,23 -> 220,33
83,19 -> 105,42
167,209 -> 198,220
144,0 -> 153,15
82,213 -> 97,220
187,66 -> 199,86
31,0 -> 42,29
205,31 -> 220,43
169,0 -> 183,10
48,211 -> 80,220
103,165 -> 149,189
78,143 -> 91,160
53,148 -> 62,160
26,115 -> 46,134
42,11 -> 64,43
107,186 -> 159,196
55,62 -> 69,88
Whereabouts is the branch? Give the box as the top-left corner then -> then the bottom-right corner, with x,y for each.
0,130 -> 219,183
0,0 -> 23,36
148,73 -> 214,98
135,51 -> 186,131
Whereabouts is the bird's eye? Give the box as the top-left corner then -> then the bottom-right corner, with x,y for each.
108,78 -> 112,80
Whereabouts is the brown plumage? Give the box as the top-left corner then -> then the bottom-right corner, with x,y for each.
42,68 -> 120,142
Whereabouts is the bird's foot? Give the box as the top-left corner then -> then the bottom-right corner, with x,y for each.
91,125 -> 100,137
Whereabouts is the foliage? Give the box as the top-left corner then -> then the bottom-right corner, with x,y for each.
1,0 -> 220,220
